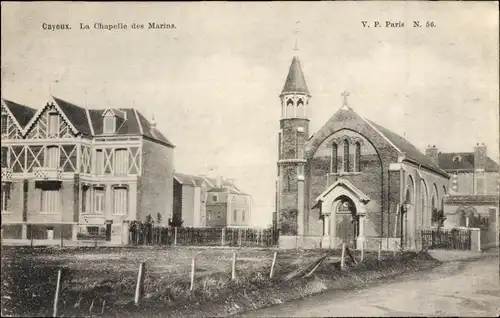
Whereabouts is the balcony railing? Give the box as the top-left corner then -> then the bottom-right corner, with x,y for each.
33,167 -> 63,181
1,168 -> 12,182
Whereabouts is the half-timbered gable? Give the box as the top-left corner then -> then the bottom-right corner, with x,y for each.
1,99 -> 36,140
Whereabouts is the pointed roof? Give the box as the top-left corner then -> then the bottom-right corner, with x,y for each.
1,98 -> 37,128
281,56 -> 309,95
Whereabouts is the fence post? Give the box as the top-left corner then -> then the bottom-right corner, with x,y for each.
53,268 -> 62,317
360,242 -> 364,263
231,251 -> 237,281
378,241 -> 382,261
221,228 -> 225,246
134,262 -> 146,305
269,251 -> 277,278
238,229 -> 242,247
340,243 -> 346,270
190,256 -> 196,291
174,227 -> 178,246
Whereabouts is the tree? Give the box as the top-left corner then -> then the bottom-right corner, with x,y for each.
433,208 -> 446,231
168,213 -> 184,227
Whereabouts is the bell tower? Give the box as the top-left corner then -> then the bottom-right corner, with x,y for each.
277,52 -> 311,243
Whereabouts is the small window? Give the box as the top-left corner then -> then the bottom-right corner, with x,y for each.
217,211 -> 221,219
94,187 -> 105,214
103,115 -> 115,134
47,113 -> 59,135
355,142 -> 361,172
95,150 -> 104,175
208,210 -> 212,221
87,226 -> 99,236
82,186 -> 91,214
233,209 -> 237,221
242,210 -> 246,222
1,114 -> 8,135
343,139 -> 350,172
212,195 -> 218,202
331,143 -> 338,173
1,184 -> 11,212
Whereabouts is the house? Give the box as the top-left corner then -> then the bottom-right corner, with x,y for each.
173,172 -> 251,228
1,96 -> 174,245
275,55 -> 450,250
426,144 -> 499,247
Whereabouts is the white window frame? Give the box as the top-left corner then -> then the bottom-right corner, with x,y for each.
212,194 -> 218,202
81,185 -> 92,214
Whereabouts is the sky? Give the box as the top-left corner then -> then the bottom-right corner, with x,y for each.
2,2 -> 498,228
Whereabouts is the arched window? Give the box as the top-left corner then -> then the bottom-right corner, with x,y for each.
343,140 -> 350,172
354,142 -> 361,172
331,143 -> 338,173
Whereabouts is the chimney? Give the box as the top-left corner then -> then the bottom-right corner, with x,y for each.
216,176 -> 223,188
425,145 -> 439,166
474,143 -> 487,170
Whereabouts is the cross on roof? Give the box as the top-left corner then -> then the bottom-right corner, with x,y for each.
341,90 -> 350,106
293,21 -> 300,52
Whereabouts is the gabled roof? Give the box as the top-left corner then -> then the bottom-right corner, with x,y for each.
438,152 -> 499,172
281,56 -> 309,95
53,97 -> 92,136
174,172 -> 247,195
1,95 -> 174,146
315,178 -> 371,203
365,119 -> 448,177
174,172 -> 206,187
1,99 -> 37,128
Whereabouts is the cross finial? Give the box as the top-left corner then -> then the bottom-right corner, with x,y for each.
293,21 -> 300,52
341,90 -> 350,106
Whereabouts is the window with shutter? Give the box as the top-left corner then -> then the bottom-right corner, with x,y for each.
48,113 -> 59,135
114,149 -> 128,175
1,184 -> 11,212
45,146 -> 60,168
41,189 -> 58,213
95,150 -> 104,175
113,186 -> 128,215
94,187 -> 105,214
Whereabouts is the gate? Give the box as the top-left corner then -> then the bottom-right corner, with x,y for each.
421,228 -> 471,250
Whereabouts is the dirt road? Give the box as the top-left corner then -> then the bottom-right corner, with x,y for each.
240,256 -> 499,317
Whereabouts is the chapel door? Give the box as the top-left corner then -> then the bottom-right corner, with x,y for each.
336,198 -> 358,248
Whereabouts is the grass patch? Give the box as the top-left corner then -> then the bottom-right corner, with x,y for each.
1,246 -> 441,317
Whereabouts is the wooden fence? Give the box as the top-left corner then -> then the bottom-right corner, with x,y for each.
128,223 -> 279,247
421,228 -> 472,250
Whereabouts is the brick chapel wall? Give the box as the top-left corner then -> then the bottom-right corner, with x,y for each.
307,129 -> 384,238
138,139 -> 174,225
304,109 -> 400,239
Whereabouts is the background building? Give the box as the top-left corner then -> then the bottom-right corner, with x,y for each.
1,96 -> 174,245
173,172 -> 251,228
426,144 -> 499,248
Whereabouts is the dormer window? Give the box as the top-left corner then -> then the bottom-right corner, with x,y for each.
452,155 -> 461,163
103,115 -> 116,134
